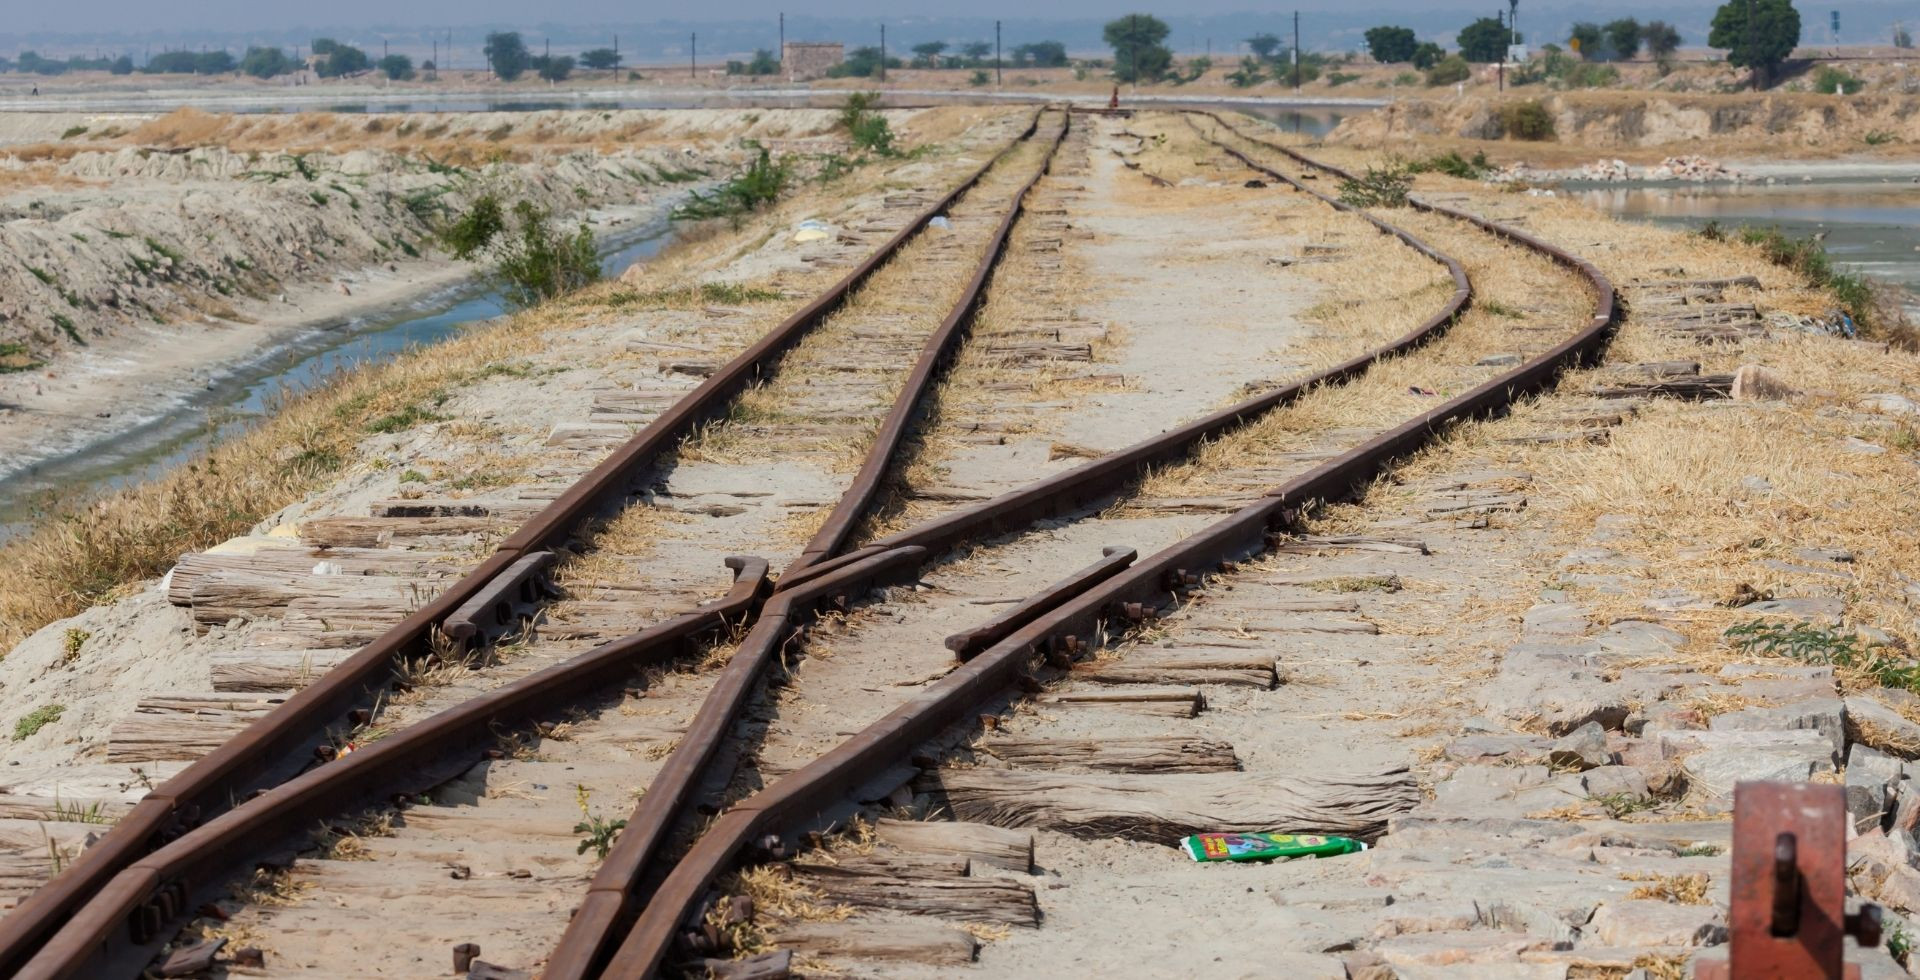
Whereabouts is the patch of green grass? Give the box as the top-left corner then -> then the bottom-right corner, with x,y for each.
398,469 -> 427,483
1590,792 -> 1659,818
1481,299 -> 1525,318
1726,619 -> 1920,691
1408,149 -> 1492,180
0,342 -> 44,374
1676,843 -> 1723,857
1712,225 -> 1876,332
606,281 -> 784,308
1866,130 -> 1898,146
51,313 -> 85,346
366,403 -> 451,434
60,125 -> 89,140
308,190 -> 330,207
144,238 -> 183,264
26,266 -> 54,285
70,232 -> 89,243
14,704 -> 64,740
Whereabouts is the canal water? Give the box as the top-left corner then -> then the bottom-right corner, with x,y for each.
0,215 -> 677,540
1567,177 -> 1920,316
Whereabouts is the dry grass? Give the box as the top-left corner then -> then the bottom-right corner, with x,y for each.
1109,168 -> 1584,510
1623,871 -> 1711,905
0,111 -> 1029,656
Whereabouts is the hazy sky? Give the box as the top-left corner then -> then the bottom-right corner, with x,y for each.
8,0 -> 1703,34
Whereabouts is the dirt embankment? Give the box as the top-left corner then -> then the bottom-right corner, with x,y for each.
0,108 -> 856,361
1332,91 -> 1920,157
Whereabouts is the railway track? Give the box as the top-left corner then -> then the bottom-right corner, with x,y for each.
4,110 -> 1622,978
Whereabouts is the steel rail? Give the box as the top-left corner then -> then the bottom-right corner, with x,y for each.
0,109 -> 1051,978
10,110 -> 1072,980
14,109 -> 1492,979
602,128 -> 1620,980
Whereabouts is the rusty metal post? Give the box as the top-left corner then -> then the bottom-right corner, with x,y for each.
1696,782 -> 1880,979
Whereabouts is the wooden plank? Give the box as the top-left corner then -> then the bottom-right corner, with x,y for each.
920,768 -> 1421,844
298,515 -> 504,549
873,819 -> 1034,874
771,919 -> 979,965
368,498 -> 544,519
1037,687 -> 1203,718
798,874 -> 1039,926
1271,535 -> 1429,556
978,735 -> 1239,773
210,650 -> 351,692
1074,653 -> 1276,688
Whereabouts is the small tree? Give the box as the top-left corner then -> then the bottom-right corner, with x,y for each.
1412,42 -> 1447,69
1458,17 -> 1511,63
1569,22 -> 1606,59
239,46 -> 295,79
911,41 -> 947,68
1364,26 -> 1419,64
1605,19 -> 1643,60
485,31 -> 531,81
1106,13 -> 1173,83
534,55 -> 574,82
1013,41 -> 1068,67
831,46 -> 900,78
960,41 -> 993,63
314,41 -> 369,78
196,51 -> 237,75
1896,25 -> 1914,49
746,49 -> 778,75
378,54 -> 415,81
1426,54 -> 1472,85
580,48 -> 621,70
109,55 -> 134,75
1246,32 -> 1283,60
1643,21 -> 1683,62
1709,0 -> 1801,88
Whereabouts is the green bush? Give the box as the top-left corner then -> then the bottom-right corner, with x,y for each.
1562,62 -> 1620,88
1409,149 -> 1491,179
1498,100 -> 1556,140
671,143 -> 794,225
1813,66 -> 1865,95
490,202 -> 599,309
1338,160 -> 1415,207
1866,130 -> 1898,146
1425,55 -> 1471,86
441,194 -> 507,259
838,92 -> 896,155
1326,71 -> 1362,87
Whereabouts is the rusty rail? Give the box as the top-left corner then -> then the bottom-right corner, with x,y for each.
0,109 -> 1051,978
12,110 -> 1497,978
600,125 -> 1619,979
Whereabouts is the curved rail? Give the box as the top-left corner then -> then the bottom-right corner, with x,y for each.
0,108 -> 1049,978
602,118 -> 1619,979
14,110 -> 1493,979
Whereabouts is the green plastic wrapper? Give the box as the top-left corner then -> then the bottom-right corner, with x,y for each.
1179,832 -> 1367,863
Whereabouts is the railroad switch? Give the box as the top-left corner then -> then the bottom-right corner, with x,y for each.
1696,782 -> 1882,979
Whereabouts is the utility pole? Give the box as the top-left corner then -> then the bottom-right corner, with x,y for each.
1747,0 -> 1758,89
779,12 -> 785,74
1496,11 -> 1505,90
691,32 -> 697,78
879,24 -> 886,82
1292,11 -> 1301,91
996,20 -> 1002,85
1130,13 -> 1139,93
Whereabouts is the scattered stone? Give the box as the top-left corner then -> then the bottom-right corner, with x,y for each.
1858,393 -> 1920,416
1586,900 -> 1727,946
1731,363 -> 1800,401
1708,698 -> 1845,760
1847,744 -> 1907,833
1581,765 -> 1650,800
1548,722 -> 1612,771
1847,697 -> 1920,759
